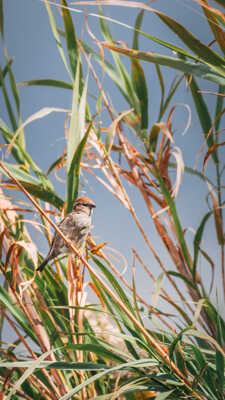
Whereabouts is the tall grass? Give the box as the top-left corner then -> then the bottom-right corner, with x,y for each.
0,0 -> 224,399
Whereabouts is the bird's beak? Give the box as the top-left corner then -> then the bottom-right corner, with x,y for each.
89,204 -> 96,215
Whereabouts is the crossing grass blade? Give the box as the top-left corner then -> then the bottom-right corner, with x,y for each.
153,165 -> 192,271
100,42 -> 225,86
61,0 -> 82,81
0,286 -> 37,343
189,77 -> 218,164
0,161 -> 63,208
167,271 -> 196,289
202,2 -> 225,57
216,316 -> 224,396
81,40 -> 132,105
91,255 -> 136,317
155,390 -> 175,400
0,0 -> 3,38
0,118 -> 26,165
154,11 -> 225,77
99,7 -> 140,115
19,79 -> 73,90
89,274 -> 145,359
66,122 -> 92,213
159,73 -> 184,120
131,10 -> 148,130
66,60 -> 90,213
5,350 -> 53,400
214,85 -> 225,133
0,360 -> 109,370
0,120 -> 58,190
44,0 -> 72,79
66,59 -> 80,176
58,359 -> 161,400
4,57 -> 21,121
0,58 -> 13,81
0,67 -> 17,131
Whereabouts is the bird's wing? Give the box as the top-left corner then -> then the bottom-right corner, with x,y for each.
47,215 -> 69,258
48,214 -> 80,258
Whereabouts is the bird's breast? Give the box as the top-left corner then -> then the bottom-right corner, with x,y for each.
68,212 -> 92,246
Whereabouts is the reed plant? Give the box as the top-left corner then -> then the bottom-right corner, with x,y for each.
0,1 -> 224,399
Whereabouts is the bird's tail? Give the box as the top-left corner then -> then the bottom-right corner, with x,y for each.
37,257 -> 50,272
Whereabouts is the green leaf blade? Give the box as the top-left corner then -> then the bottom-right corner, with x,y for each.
61,0 -> 81,80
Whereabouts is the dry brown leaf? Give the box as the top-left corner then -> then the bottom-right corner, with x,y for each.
91,241 -> 108,254
88,281 -> 106,310
194,0 -> 225,24
203,141 -> 225,172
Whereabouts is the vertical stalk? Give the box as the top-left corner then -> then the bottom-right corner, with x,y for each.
216,164 -> 225,298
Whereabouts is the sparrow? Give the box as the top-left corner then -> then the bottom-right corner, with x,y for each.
37,196 -> 96,272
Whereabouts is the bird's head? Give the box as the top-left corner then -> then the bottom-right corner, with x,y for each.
72,196 -> 96,216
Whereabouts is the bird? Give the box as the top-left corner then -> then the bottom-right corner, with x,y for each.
37,196 -> 96,272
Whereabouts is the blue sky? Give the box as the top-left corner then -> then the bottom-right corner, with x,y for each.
1,0 -> 224,315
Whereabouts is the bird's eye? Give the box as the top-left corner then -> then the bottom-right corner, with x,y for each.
81,202 -> 95,208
